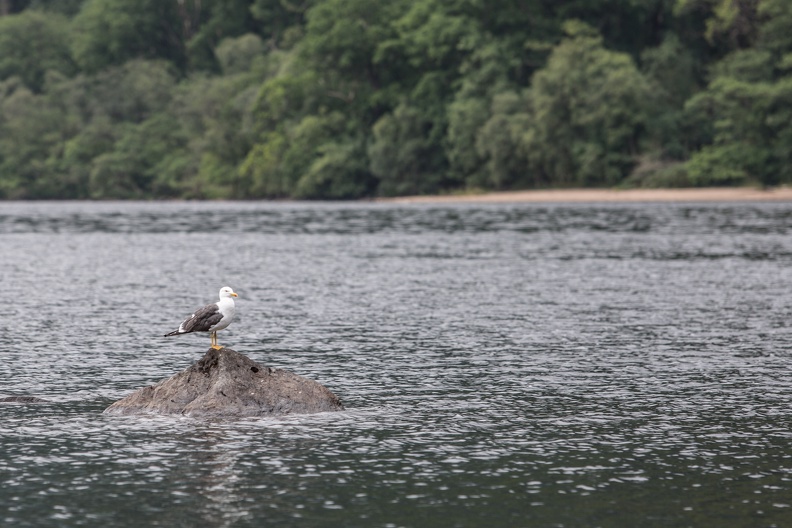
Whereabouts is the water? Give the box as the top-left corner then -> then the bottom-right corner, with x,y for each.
1,201 -> 791,527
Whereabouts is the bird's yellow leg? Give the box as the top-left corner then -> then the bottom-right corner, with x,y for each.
211,332 -> 222,350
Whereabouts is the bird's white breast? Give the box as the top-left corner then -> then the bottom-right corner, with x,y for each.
210,297 -> 236,332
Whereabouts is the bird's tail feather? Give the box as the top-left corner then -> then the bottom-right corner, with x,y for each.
164,330 -> 182,337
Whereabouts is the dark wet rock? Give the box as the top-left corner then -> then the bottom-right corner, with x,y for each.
104,347 -> 343,417
0,396 -> 48,404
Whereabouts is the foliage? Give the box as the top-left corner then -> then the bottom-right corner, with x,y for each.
71,0 -> 188,73
0,10 -> 75,92
0,0 -> 790,199
0,80 -> 72,198
681,0 -> 792,186
369,103 -> 446,196
474,91 -> 532,189
522,22 -> 653,187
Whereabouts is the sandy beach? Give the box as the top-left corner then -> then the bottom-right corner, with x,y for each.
380,187 -> 792,204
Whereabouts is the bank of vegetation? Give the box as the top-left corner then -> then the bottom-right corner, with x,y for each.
0,0 -> 790,199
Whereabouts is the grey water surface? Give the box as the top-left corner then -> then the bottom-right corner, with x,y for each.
1,201 -> 791,527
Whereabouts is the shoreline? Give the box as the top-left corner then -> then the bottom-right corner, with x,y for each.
378,187 -> 792,204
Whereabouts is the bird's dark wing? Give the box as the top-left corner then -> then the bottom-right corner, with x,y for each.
166,303 -> 224,336
181,303 -> 224,333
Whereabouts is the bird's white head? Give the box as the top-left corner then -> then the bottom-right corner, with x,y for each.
219,286 -> 239,299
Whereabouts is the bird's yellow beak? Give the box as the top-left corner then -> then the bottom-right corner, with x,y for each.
232,293 -> 238,297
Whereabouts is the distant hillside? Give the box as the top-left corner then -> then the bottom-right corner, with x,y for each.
0,0 -> 790,199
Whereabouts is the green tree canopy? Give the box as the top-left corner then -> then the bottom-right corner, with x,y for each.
1,0 -> 791,199
0,10 -> 75,91
71,0 -> 187,73
522,21 -> 652,186
683,0 -> 792,186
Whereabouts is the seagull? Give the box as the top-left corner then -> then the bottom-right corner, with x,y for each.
165,287 -> 238,349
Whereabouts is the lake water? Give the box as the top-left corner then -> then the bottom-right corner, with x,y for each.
1,201 -> 791,527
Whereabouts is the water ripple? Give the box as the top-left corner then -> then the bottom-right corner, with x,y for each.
1,202 -> 792,527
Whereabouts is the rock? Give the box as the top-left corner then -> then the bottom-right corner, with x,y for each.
103,347 -> 343,417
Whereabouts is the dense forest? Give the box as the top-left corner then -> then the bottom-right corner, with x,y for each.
0,0 -> 790,199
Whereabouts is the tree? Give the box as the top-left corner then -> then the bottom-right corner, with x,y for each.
756,0 -> 792,56
28,0 -> 85,15
522,21 -> 653,186
368,103 -> 446,196
71,0 -> 187,73
168,49 -> 266,198
0,0 -> 31,16
250,0 -> 314,48
82,59 -> 177,123
87,115 -> 188,198
475,91 -> 533,189
445,95 -> 489,187
184,0 -> 259,72
683,0 -> 792,186
0,10 -> 75,91
0,80 -> 73,198
674,0 -> 760,50
299,0 -> 407,121
295,138 -> 372,199
2,0 -> 790,199
637,34 -> 701,166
